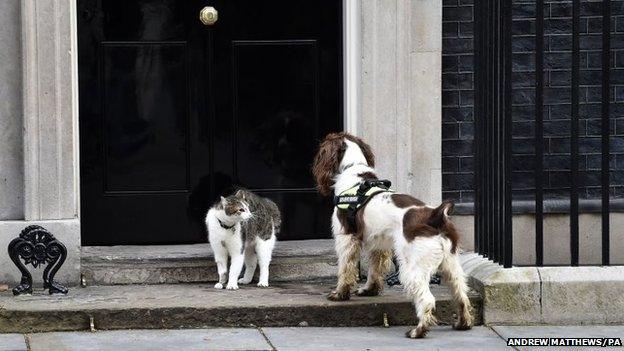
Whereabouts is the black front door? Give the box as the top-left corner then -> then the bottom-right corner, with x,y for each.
78,1 -> 342,245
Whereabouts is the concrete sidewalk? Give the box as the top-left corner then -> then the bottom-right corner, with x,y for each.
1,326 -> 622,351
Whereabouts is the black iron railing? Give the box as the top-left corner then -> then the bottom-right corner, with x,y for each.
474,0 -> 612,267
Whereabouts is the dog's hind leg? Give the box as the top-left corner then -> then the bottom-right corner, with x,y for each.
398,238 -> 444,339
328,233 -> 361,301
356,249 -> 392,296
440,248 -> 473,330
403,268 -> 437,338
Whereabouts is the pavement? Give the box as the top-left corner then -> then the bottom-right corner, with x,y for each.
1,326 -> 622,351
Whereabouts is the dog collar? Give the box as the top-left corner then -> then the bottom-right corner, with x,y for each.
217,218 -> 235,230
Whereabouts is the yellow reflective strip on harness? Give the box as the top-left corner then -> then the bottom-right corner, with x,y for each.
335,186 -> 394,210
335,184 -> 360,209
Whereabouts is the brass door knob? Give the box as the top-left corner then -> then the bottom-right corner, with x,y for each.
200,6 -> 218,25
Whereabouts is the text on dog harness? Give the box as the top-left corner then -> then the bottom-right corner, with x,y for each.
333,179 -> 394,231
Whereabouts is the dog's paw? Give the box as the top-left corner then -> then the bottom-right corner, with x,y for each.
257,281 -> 269,288
406,326 -> 428,339
355,286 -> 381,297
214,282 -> 224,289
238,277 -> 252,285
226,284 -> 239,290
327,290 -> 350,301
452,317 -> 473,331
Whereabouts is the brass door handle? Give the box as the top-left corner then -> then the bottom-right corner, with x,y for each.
200,6 -> 218,26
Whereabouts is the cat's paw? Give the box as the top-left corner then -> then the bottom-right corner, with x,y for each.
257,281 -> 269,288
226,283 -> 239,290
238,277 -> 252,285
214,282 -> 224,289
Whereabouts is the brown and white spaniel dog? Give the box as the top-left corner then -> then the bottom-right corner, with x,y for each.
312,132 -> 473,338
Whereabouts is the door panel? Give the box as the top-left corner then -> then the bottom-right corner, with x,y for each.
79,0 -> 342,245
102,43 -> 190,192
233,40 -> 319,189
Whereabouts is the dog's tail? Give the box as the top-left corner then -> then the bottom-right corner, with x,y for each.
426,201 -> 459,254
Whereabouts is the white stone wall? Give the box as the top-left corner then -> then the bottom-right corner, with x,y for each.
360,0 -> 442,205
0,0 -> 24,220
0,0 -> 80,286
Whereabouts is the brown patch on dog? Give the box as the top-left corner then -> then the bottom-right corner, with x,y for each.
402,208 -> 439,241
357,172 -> 378,181
335,210 -> 350,235
391,194 -> 425,208
402,201 -> 459,253
312,132 -> 375,196
429,201 -> 459,253
335,200 -> 371,241
427,201 -> 454,228
440,216 -> 460,254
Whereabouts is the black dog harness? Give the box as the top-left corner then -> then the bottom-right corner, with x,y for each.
333,179 -> 394,231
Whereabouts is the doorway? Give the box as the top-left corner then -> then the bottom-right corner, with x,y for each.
78,0 -> 343,245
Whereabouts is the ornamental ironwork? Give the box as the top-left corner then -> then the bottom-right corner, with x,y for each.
7,225 -> 69,295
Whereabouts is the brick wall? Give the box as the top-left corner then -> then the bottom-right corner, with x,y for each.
442,0 -> 624,205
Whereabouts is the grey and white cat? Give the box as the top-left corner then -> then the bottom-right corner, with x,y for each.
205,189 -> 280,289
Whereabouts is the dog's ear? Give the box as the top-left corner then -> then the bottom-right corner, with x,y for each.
312,134 -> 344,196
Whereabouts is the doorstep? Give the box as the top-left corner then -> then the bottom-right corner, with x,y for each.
81,240 -> 336,285
0,281 -> 483,333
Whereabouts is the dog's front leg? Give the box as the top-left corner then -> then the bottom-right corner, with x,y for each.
328,233 -> 361,301
356,249 -> 392,296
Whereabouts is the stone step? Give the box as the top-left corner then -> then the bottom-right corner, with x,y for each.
81,240 -> 337,286
0,282 -> 482,333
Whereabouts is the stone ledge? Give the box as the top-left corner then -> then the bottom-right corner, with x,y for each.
461,252 -> 624,325
0,282 -> 482,333
81,240 -> 337,285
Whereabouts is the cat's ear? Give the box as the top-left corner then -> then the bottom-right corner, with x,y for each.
235,190 -> 245,200
220,196 -> 227,206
